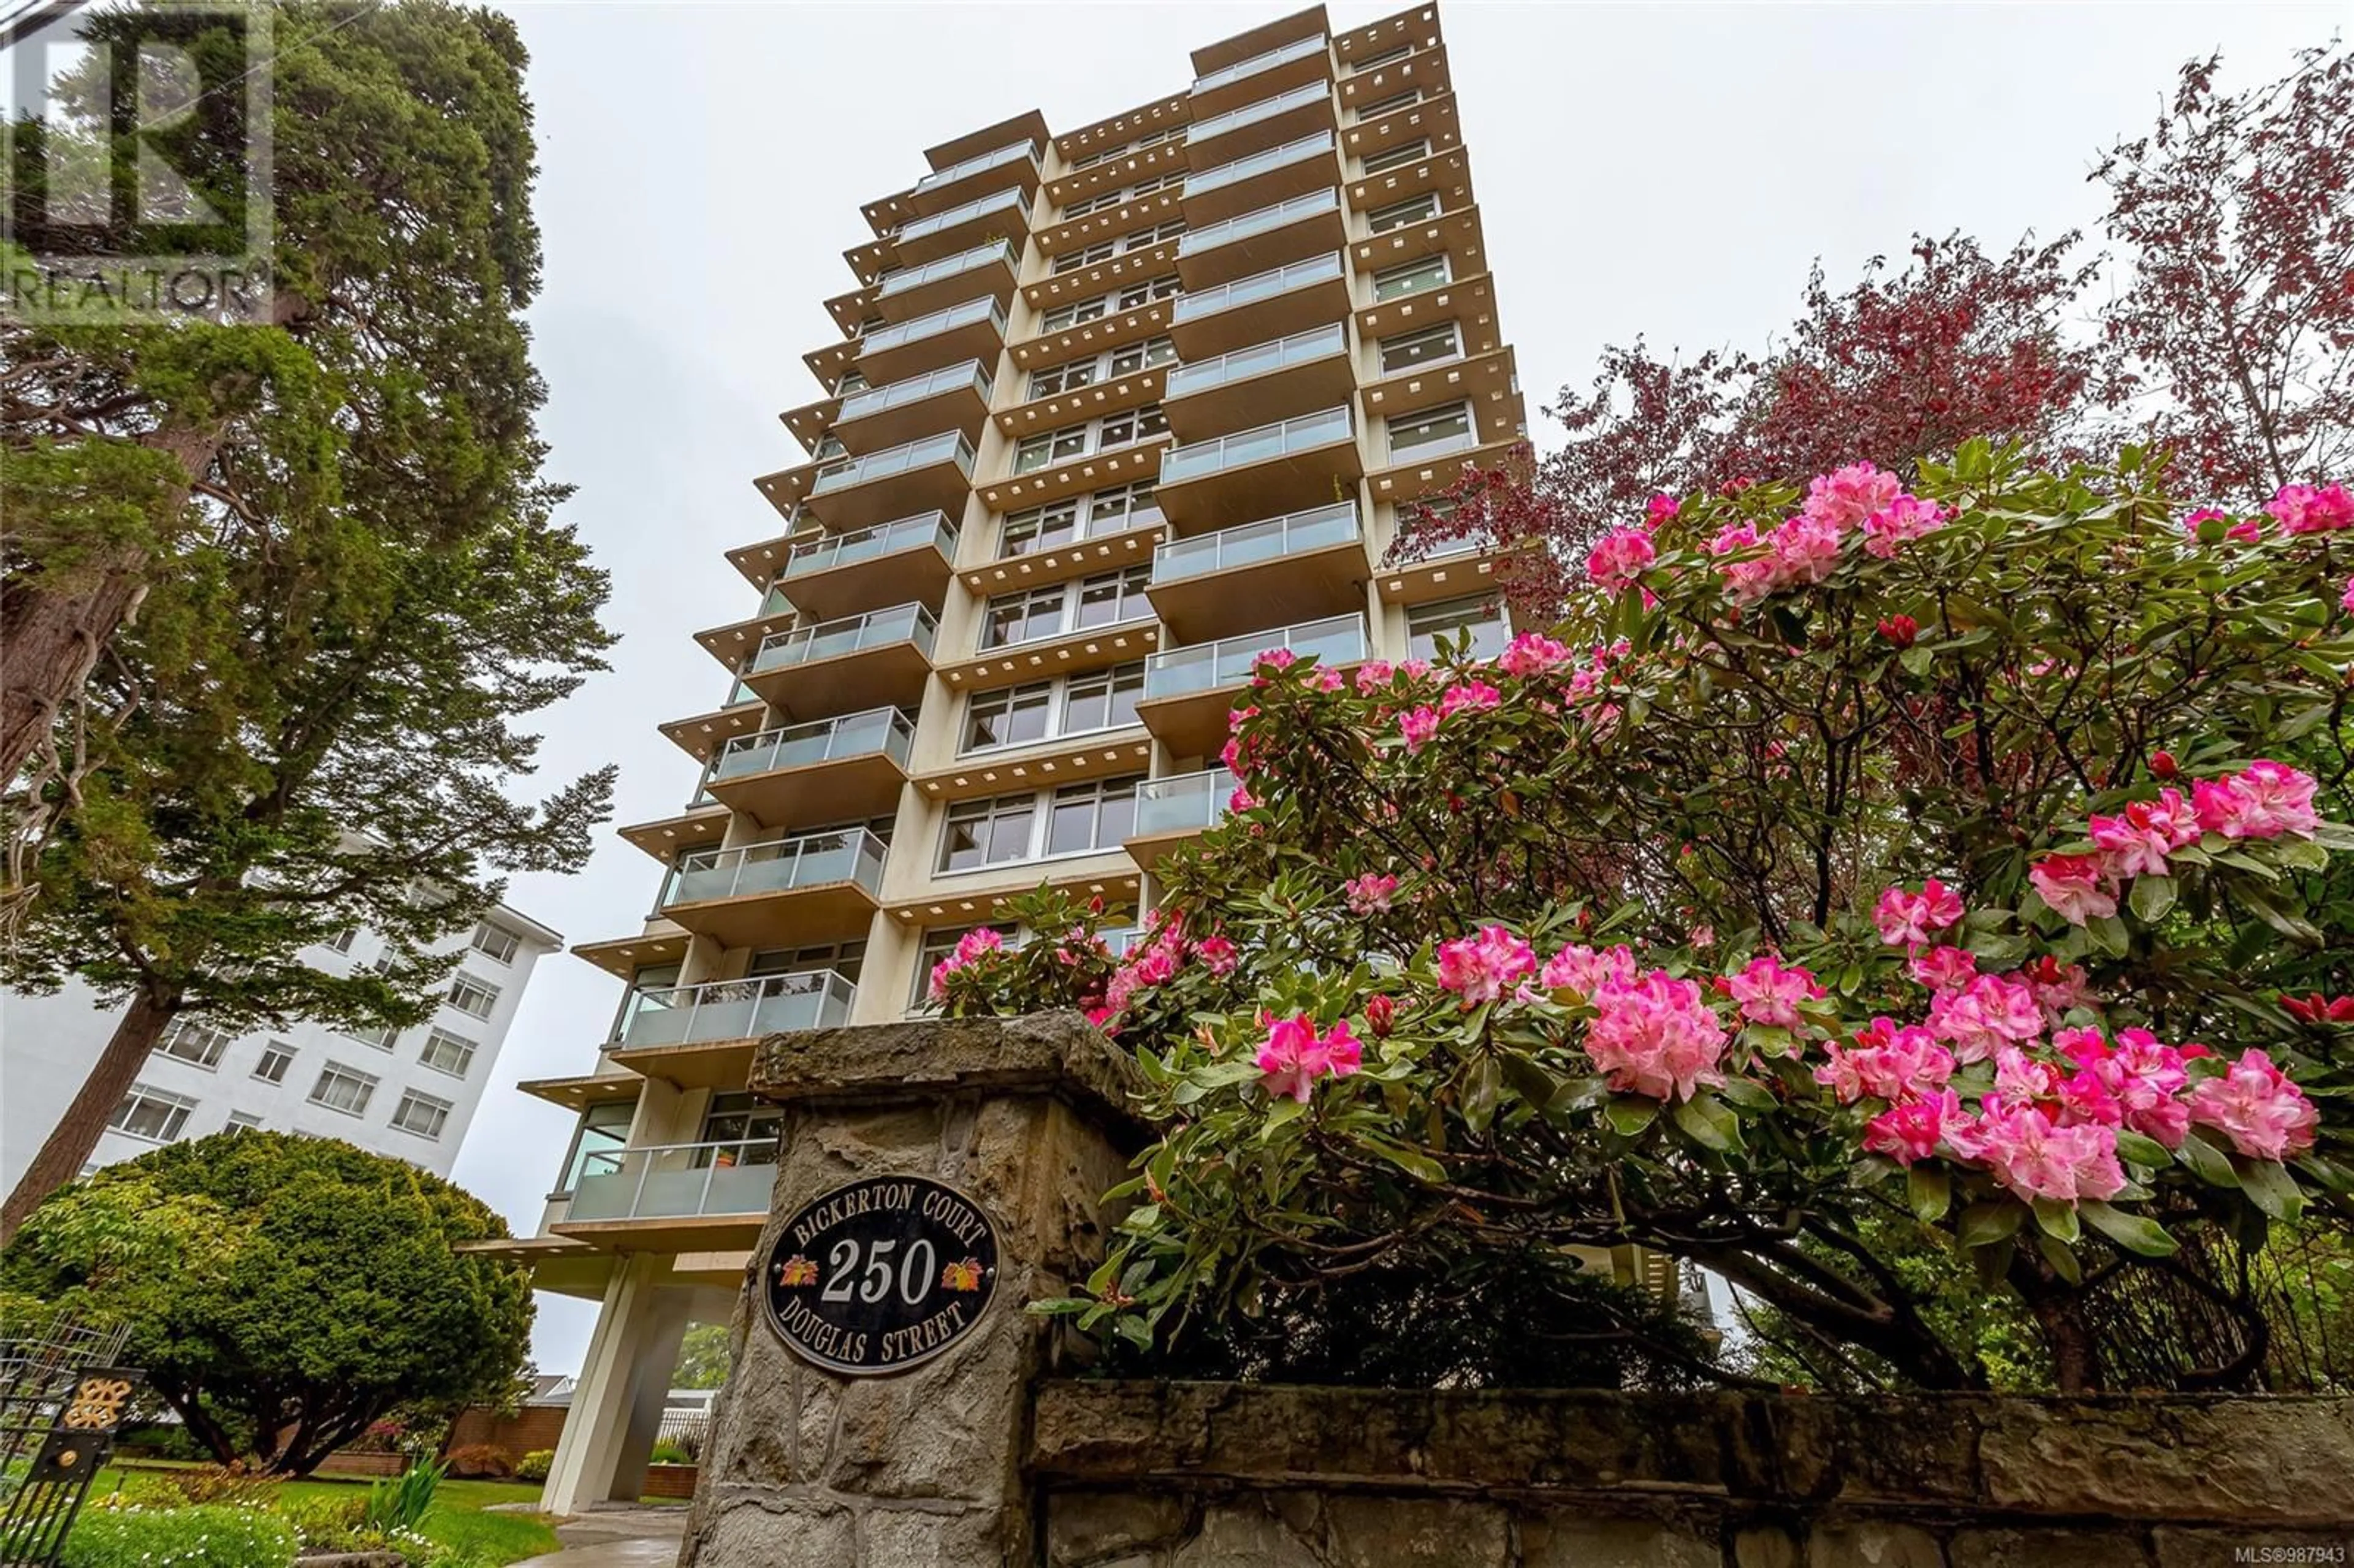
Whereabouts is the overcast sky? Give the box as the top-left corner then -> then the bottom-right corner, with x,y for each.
459,0 -> 2342,1375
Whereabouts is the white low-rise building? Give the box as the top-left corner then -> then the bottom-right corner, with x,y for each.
0,905 -> 560,1187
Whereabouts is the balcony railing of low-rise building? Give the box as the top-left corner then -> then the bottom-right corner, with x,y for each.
1159,405 -> 1352,487
894,185 -> 1029,248
1165,320 -> 1347,398
711,706 -> 914,784
782,512 -> 959,582
1171,251 -> 1343,327
1189,78 -> 1332,150
1152,499 -> 1359,584
1143,612 -> 1366,700
568,1137 -> 779,1222
875,240 -> 1020,304
855,299 -> 1006,362
744,603 -> 939,678
1192,31 -> 1328,96
1179,188 -> 1339,261
912,142 -> 1038,198
608,970 -> 858,1053
664,827 -> 889,907
1186,131 -> 1336,202
1134,767 -> 1243,837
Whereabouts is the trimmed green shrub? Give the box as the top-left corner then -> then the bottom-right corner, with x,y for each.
63,1504 -> 295,1568
514,1449 -> 552,1483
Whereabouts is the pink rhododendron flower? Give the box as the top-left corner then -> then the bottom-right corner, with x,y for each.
2182,506 -> 2262,544
1645,492 -> 1680,528
1354,661 -> 1394,693
1873,879 -> 1966,946
2063,1027 -> 2192,1147
1586,527 -> 1656,593
1927,973 -> 2044,1064
1802,462 -> 1903,530
1316,666 -> 1346,692
2342,576 -> 2354,614
2264,481 -> 2354,535
1499,631 -> 1571,677
1255,1014 -> 1364,1102
1194,935 -> 1238,975
1439,680 -> 1502,718
1958,1102 -> 2127,1206
1228,784 -> 1257,813
1815,1020 -> 1953,1103
1254,646 -> 1297,674
2019,956 -> 2092,1024
1861,495 -> 1948,558
1399,706 -> 1441,753
2030,853 -> 2116,925
1583,970 -> 1729,1102
1398,658 -> 1433,680
2187,1049 -> 2320,1161
1864,1090 -> 1961,1166
2193,761 -> 2321,840
1724,954 -> 1824,1029
1228,704 -> 1259,734
927,927 -> 1008,1000
1990,1045 -> 2064,1109
1541,942 -> 1636,998
1436,926 -> 1537,1005
2089,802 -> 2186,878
1344,872 -> 1400,915
1770,512 -> 1844,586
1908,945 -> 1978,992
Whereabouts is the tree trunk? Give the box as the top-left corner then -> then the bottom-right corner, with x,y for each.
0,987 -> 180,1243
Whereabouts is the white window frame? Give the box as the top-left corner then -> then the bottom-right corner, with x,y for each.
935,775 -> 1143,876
470,921 -> 521,965
109,1084 -> 197,1144
1407,593 -> 1509,661
1354,87 -> 1423,123
322,927 -> 359,954
1025,338 -> 1176,402
959,661 -> 1146,755
978,563 -> 1152,650
447,974 -> 500,1020
1372,253 -> 1450,303
417,1026 -> 478,1079
225,1111 -> 265,1132
1366,192 -> 1440,235
343,1021 -> 399,1051
390,1089 -> 453,1141
997,479 -> 1161,560
309,1061 -> 379,1117
1360,139 -> 1430,177
1386,399 -> 1476,460
155,1019 -> 235,1070
1350,45 -> 1411,74
253,1041 -> 297,1084
1011,405 -> 1166,476
1377,322 -> 1463,376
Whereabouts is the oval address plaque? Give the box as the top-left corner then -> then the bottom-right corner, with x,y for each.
761,1175 -> 1000,1376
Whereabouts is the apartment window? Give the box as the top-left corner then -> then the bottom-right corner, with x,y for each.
253,1041 -> 297,1084
1355,87 -> 1423,122
309,1061 -> 379,1117
938,775 -> 1143,872
1026,355 -> 1099,399
1378,322 -> 1462,375
961,662 -> 1145,754
1360,139 -> 1430,176
390,1089 -> 452,1141
1027,338 -> 1175,402
1108,336 -> 1177,375
980,564 -> 1151,649
1388,400 -> 1474,459
1046,776 -> 1140,856
998,481 -> 1160,561
1075,562 -> 1152,628
1350,45 -> 1412,73
748,939 -> 866,982
812,433 -> 848,462
937,793 -> 1038,873
448,975 -> 500,1019
1087,479 -> 1162,533
562,1102 -> 636,1192
1040,294 -> 1110,333
109,1084 -> 197,1144
1373,254 -> 1450,303
156,1019 -> 235,1070
417,1027 -> 478,1079
1000,498 -> 1081,557
344,1021 -> 399,1051
1367,192 -> 1440,234
834,368 -> 869,396
1407,594 -> 1509,661
1064,171 -> 1182,221
1011,408 -> 1165,476
702,1090 -> 783,1152
322,927 -> 359,954
1051,238 -> 1116,276
1116,273 -> 1182,310
470,921 -> 522,965
1014,424 -> 1090,474
226,1112 -> 264,1132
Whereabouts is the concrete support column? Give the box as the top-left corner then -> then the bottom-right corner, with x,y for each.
541,1254 -> 687,1516
679,1011 -> 1139,1567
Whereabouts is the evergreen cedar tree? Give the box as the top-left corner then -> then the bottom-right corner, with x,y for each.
0,1132 -> 533,1476
0,1 -> 617,1242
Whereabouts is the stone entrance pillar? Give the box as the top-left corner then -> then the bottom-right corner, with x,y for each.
678,1011 -> 1140,1567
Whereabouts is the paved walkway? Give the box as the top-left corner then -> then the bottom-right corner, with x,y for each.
508,1505 -> 687,1568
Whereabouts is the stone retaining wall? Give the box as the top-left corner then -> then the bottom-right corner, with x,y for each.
1031,1382 -> 2354,1567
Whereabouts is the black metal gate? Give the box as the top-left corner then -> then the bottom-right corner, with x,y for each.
0,1319 -> 139,1568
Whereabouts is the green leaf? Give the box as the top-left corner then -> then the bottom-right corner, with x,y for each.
1498,1050 -> 1559,1109
1355,1135 -> 1446,1185
2127,874 -> 2176,924
2236,1157 -> 2305,1222
1604,1097 -> 1659,1138
1113,1314 -> 1154,1350
2036,1231 -> 2082,1285
1671,1092 -> 1740,1153
1461,1056 -> 1503,1136
1899,645 -> 1933,677
2112,1130 -> 2174,1169
2078,1201 -> 2178,1257
1958,1200 -> 2023,1249
2086,914 -> 2131,956
1907,1165 -> 1951,1222
1259,1097 -> 1308,1140
2176,1132 -> 2241,1188
2031,1198 -> 2081,1243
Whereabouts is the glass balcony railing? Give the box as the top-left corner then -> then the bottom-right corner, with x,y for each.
608,970 -> 857,1052
857,297 -> 1005,360
711,706 -> 913,783
1192,31 -> 1327,96
1171,251 -> 1343,326
1100,925 -> 1145,956
913,141 -> 1037,197
1190,80 -> 1331,149
665,828 -> 889,908
1159,405 -> 1353,487
1165,321 -> 1346,398
896,185 -> 1028,248
839,361 -> 993,427
1186,131 -> 1335,201
782,511 -> 958,579
1143,613 -> 1366,700
1179,188 -> 1339,260
568,1138 -> 780,1222
810,432 -> 975,498
1133,768 -> 1243,837
752,580 -> 794,620
745,603 -> 938,677
1153,500 -> 1358,584
874,240 -> 1019,303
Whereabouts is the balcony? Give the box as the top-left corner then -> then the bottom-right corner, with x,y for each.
1126,767 -> 1241,872
1187,79 -> 1334,168
774,511 -> 958,622
690,578 -> 798,671
1146,500 -> 1368,642
707,706 -> 913,829
660,828 -> 888,950
604,971 -> 856,1089
834,360 -> 993,454
556,1138 -> 778,1248
1153,404 -> 1362,527
1190,31 -> 1332,121
891,185 -> 1030,269
1170,249 -> 1349,363
873,240 -> 1019,326
739,602 -> 936,720
804,430 -> 974,533
855,296 -> 1006,388
1177,188 -> 1347,293
1164,319 -> 1355,441
932,610 -> 1162,695
1137,612 -> 1367,759
616,801 -> 731,866
897,142 -> 1042,223
1182,131 -> 1339,228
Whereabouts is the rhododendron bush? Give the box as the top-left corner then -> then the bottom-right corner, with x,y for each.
939,447 -> 2354,1391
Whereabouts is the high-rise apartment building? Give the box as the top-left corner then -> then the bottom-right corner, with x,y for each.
493,3 -> 1528,1511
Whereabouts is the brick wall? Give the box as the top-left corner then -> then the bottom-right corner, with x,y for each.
443,1402 -> 569,1464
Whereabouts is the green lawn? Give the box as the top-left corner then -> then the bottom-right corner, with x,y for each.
95,1469 -> 562,1564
